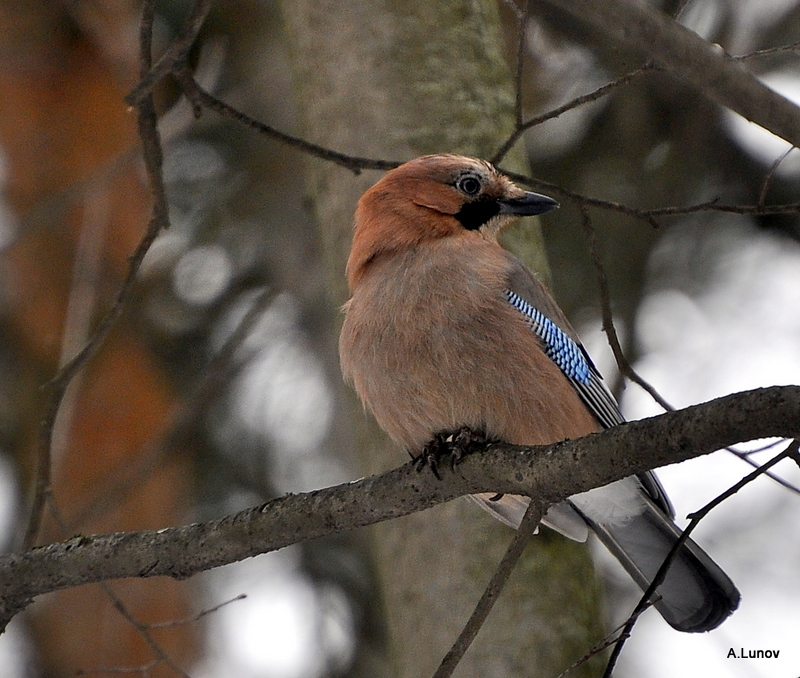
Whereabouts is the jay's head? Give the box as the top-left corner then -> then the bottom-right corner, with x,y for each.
347,154 -> 558,288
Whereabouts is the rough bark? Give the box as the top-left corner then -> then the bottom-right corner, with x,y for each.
0,386 -> 797,636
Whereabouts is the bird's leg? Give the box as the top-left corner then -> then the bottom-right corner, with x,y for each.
449,426 -> 488,468
413,431 -> 447,479
414,426 -> 490,479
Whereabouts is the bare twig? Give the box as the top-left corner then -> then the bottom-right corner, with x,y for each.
147,594 -> 247,629
173,65 -> 399,174
492,64 -> 657,165
84,591 -> 246,676
124,0 -> 214,106
643,199 -> 800,217
732,40 -> 800,62
21,0 -> 172,550
432,501 -> 542,678
601,439 -> 799,678
579,206 -> 675,410
758,146 -> 796,206
95,581 -> 193,678
503,169 -> 800,228
727,441 -> 800,496
553,607 -> 650,678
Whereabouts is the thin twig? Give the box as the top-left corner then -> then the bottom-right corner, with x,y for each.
492,64 -> 657,165
97,581 -> 193,678
553,608 -> 650,678
642,199 -> 800,217
503,169 -> 800,228
147,594 -> 247,629
125,0 -> 214,106
431,501 -> 542,678
501,169 -> 663,228
758,146 -> 796,206
579,206 -> 674,410
21,0 -> 172,551
601,440 -> 798,678
173,65 -> 399,174
732,39 -> 800,62
727,441 -> 800,496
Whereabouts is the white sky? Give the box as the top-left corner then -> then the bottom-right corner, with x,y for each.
600,219 -> 800,678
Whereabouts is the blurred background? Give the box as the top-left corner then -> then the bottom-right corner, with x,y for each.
0,0 -> 799,677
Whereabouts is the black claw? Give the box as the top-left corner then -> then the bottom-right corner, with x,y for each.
413,427 -> 491,479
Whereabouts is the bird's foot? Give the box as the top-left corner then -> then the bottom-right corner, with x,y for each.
413,427 -> 490,479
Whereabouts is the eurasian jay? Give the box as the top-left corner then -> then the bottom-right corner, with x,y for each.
339,154 -> 739,632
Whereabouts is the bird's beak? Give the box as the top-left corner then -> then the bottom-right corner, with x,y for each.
498,191 -> 559,216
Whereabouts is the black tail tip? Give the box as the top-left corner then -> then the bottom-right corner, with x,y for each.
660,584 -> 741,633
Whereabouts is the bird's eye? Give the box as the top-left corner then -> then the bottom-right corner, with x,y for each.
456,176 -> 482,196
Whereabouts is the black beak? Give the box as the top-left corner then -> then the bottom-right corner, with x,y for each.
498,191 -> 559,216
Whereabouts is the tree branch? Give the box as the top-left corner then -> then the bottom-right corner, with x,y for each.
2,385 -> 798,633
545,0 -> 800,148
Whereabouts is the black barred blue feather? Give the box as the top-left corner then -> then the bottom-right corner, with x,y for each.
504,289 -> 590,384
504,288 -> 624,430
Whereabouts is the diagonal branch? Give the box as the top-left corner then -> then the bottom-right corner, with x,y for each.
545,0 -> 800,148
1,385 -> 798,634
173,65 -> 400,174
492,63 -> 657,165
432,501 -> 542,678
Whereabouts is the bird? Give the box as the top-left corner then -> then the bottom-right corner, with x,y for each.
338,153 -> 740,633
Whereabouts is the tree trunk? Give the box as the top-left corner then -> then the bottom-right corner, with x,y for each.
280,2 -> 607,676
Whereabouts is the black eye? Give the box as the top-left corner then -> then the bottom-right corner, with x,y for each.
456,176 -> 481,196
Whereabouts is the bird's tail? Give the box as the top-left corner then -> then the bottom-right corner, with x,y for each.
471,490 -> 740,632
570,492 -> 740,633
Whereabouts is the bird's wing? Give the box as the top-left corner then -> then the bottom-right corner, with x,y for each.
503,256 -> 673,515
502,255 -> 740,631
503,287 -> 623,430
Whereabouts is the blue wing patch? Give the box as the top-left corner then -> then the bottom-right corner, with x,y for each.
504,287 -> 673,514
504,289 -> 590,384
504,288 -> 625,429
